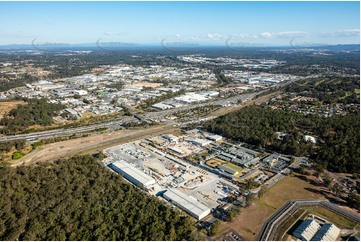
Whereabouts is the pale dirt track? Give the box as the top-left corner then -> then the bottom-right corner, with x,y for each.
12,124 -> 176,166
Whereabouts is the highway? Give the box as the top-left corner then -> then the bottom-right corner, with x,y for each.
0,117 -> 137,142
0,91 -> 263,143
0,78 -> 298,143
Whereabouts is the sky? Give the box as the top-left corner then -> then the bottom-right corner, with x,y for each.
0,1 -> 359,46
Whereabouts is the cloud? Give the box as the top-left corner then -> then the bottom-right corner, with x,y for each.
175,34 -> 182,38
260,31 -> 308,38
207,33 -> 227,40
321,29 -> 360,37
103,32 -> 128,36
231,33 -> 255,39
260,32 -> 272,38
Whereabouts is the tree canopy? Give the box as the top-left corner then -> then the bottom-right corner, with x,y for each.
205,105 -> 359,173
0,98 -> 64,134
0,155 -> 195,240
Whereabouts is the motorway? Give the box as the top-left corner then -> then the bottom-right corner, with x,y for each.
0,91 -> 263,143
0,117 -> 137,142
0,78 -> 299,143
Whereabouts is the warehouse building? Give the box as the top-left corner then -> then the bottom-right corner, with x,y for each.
190,138 -> 212,147
218,165 -> 238,176
293,219 -> 321,241
311,223 -> 340,241
163,188 -> 211,220
109,160 -> 156,190
152,103 -> 173,110
293,219 -> 341,241
169,146 -> 185,155
162,134 -> 179,142
206,134 -> 223,142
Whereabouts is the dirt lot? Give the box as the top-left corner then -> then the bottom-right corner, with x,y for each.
0,100 -> 26,118
218,175 -> 326,240
12,124 -> 177,166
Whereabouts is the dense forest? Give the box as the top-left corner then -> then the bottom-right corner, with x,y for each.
285,77 -> 360,104
0,98 -> 64,134
0,155 -> 195,240
0,73 -> 38,92
204,106 -> 359,173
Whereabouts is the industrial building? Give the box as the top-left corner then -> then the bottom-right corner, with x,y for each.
152,103 -> 173,110
311,224 -> 340,241
293,219 -> 341,241
162,134 -> 179,142
207,134 -> 223,142
189,138 -> 212,147
218,165 -> 238,176
293,220 -> 321,241
163,188 -> 211,220
169,146 -> 185,155
109,160 -> 156,190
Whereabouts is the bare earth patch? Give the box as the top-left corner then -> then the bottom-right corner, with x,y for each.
0,100 -> 26,118
12,124 -> 177,166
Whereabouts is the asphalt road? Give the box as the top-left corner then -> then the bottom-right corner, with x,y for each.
0,117 -> 137,142
0,78 -> 299,143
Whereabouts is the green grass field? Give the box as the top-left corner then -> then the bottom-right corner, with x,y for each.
224,162 -> 243,172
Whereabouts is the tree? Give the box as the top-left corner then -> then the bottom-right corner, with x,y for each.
258,186 -> 267,198
12,152 -> 22,160
245,194 -> 256,207
323,174 -> 333,189
227,206 -> 241,222
0,155 -> 195,240
209,219 -> 221,236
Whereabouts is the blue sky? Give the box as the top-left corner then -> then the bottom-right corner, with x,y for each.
0,1 -> 359,46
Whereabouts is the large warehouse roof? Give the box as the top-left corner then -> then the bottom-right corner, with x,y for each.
163,188 -> 210,220
311,224 -> 340,241
109,160 -> 156,188
293,219 -> 321,241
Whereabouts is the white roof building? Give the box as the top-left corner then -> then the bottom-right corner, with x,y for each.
169,147 -> 185,155
190,138 -> 212,147
152,103 -> 173,110
293,220 -> 321,241
74,90 -> 88,96
207,135 -> 223,142
311,224 -> 340,241
163,188 -> 211,220
109,160 -> 156,189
